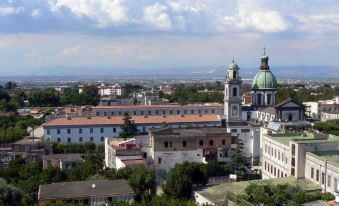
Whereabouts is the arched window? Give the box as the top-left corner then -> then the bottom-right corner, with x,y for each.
233,70 -> 237,79
233,87 -> 237,97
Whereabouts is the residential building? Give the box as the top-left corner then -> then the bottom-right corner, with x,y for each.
98,83 -> 125,96
105,138 -> 146,169
43,153 -> 83,170
0,139 -> 52,168
304,97 -> 339,121
43,114 -> 221,144
321,112 -> 339,121
149,127 -> 232,171
38,179 -> 135,206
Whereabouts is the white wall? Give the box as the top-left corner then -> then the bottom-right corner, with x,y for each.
194,192 -> 216,206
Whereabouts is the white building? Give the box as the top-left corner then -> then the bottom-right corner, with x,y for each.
304,96 -> 339,121
98,83 -> 125,96
43,114 -> 221,144
261,132 -> 339,195
149,127 -> 232,171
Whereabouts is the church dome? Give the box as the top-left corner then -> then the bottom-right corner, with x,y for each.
251,70 -> 277,90
228,62 -> 239,70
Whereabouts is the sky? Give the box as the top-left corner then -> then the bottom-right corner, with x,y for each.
1,0 -> 339,75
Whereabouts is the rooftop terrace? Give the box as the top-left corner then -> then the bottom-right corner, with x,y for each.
195,176 -> 321,206
264,132 -> 339,146
307,151 -> 339,168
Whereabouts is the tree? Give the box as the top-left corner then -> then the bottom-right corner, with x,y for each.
119,113 -> 137,138
81,84 -> 100,105
164,162 -> 207,199
129,166 -> 155,201
4,81 -> 17,90
228,135 -> 248,174
28,88 -> 60,106
0,179 -> 23,206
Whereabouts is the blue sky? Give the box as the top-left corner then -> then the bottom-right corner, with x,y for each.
1,0 -> 339,74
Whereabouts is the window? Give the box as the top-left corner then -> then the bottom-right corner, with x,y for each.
113,128 -> 116,133
268,163 -> 270,172
322,172 -> 325,184
100,128 -> 104,133
257,94 -> 262,105
265,162 -> 267,170
67,129 -> 71,134
241,129 -> 250,133
170,110 -> 173,115
222,140 -> 226,145
101,137 -> 104,142
291,168 -> 295,176
104,112 -> 107,116
90,128 -> 93,133
90,137 -> 94,142
316,170 -> 319,182
164,141 -> 168,148
328,175 -> 331,188
291,157 -> 295,167
274,167 -> 276,176
233,70 -> 237,79
183,141 -> 187,147
162,111 -> 166,115
111,111 -> 114,116
232,87 -> 237,97
79,137 -> 83,142
265,144 -> 267,153
191,110 -> 194,114
209,140 -> 213,146
205,109 -> 208,114
134,111 -> 136,115
267,94 -> 272,105
57,129 -> 60,134
311,167 -> 314,179
119,111 -> 122,115
334,178 -> 338,191
155,110 -> 158,115
96,112 -> 100,116
47,129 -> 50,135
184,110 -> 187,114
68,137 -> 71,143
141,111 -> 144,115
148,111 -> 151,115
79,128 -> 82,134
177,110 -> 180,114
158,158 -> 161,164
199,140 -> 203,146
57,138 -> 61,142
142,127 -> 146,132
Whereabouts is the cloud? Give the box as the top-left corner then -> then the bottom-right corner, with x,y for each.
296,14 -> 339,33
217,0 -> 289,33
0,6 -> 25,16
48,0 -> 129,27
59,45 -> 81,60
143,2 -> 172,31
31,9 -> 41,17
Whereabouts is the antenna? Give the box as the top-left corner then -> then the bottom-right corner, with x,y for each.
263,47 -> 266,55
232,56 -> 235,63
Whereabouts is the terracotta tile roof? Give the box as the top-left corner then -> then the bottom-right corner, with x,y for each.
44,114 -> 220,127
94,103 -> 223,109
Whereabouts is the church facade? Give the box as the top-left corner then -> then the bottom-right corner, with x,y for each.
223,51 -> 306,161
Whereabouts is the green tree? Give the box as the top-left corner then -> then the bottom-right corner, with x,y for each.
28,88 -> 60,106
164,162 -> 207,199
129,166 -> 155,201
0,179 -> 23,206
119,113 -> 137,138
4,81 -> 17,90
229,135 -> 248,174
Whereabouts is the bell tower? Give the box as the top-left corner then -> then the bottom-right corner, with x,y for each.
224,59 -> 242,122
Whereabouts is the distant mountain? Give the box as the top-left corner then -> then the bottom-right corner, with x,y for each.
30,65 -> 339,79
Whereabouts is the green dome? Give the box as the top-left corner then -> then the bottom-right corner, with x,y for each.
251,70 -> 277,90
261,54 -> 269,59
228,62 -> 239,69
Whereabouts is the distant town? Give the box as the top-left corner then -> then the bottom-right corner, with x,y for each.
0,51 -> 337,206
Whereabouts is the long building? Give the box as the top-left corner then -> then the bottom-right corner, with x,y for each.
43,114 -> 221,144
262,132 -> 339,194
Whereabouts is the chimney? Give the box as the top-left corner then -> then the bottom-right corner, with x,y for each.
87,116 -> 91,119
107,116 -> 111,119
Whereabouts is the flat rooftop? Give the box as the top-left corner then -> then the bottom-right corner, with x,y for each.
307,151 -> 339,168
195,176 -> 321,206
264,132 -> 339,146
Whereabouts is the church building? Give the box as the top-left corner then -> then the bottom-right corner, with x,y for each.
223,50 -> 307,161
